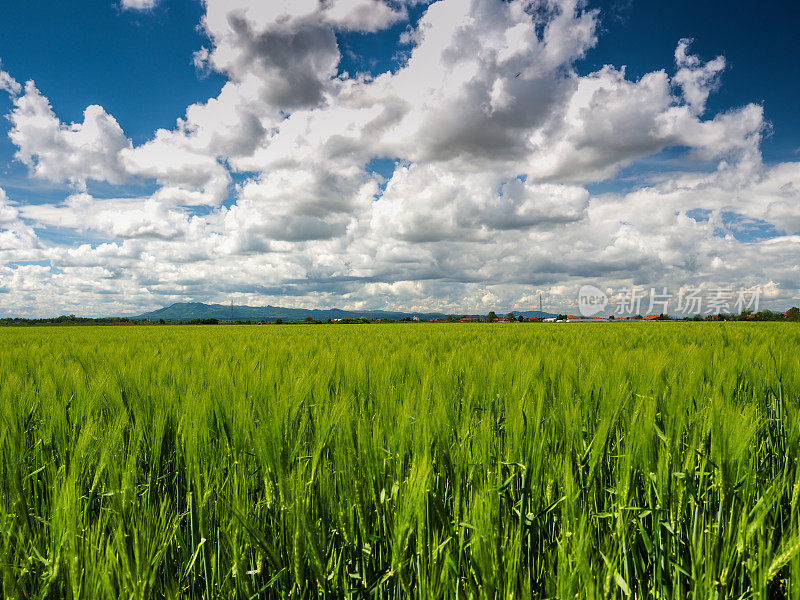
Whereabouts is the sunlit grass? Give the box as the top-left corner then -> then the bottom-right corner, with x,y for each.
1,323 -> 798,598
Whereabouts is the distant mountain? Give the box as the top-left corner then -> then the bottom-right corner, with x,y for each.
134,302 -> 557,322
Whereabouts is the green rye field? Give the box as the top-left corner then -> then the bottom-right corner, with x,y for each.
1,323 -> 799,599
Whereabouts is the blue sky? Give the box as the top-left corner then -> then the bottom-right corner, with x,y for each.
581,1 -> 800,163
0,1 -> 222,142
0,0 -> 798,316
3,1 -> 798,176
2,1 -> 797,162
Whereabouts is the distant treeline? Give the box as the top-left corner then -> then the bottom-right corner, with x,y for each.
683,308 -> 800,321
0,315 -> 134,326
0,315 -> 448,326
1,308 -> 798,326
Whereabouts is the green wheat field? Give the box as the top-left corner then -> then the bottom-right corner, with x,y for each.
1,323 -> 799,599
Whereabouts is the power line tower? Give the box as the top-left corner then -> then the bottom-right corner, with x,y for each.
539,293 -> 543,316
230,299 -> 234,322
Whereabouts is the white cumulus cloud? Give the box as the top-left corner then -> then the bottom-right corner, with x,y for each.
8,82 -> 131,187
120,0 -> 158,10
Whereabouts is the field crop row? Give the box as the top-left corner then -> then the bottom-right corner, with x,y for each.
1,323 -> 798,598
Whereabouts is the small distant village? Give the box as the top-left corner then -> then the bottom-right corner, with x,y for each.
349,307 -> 800,324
